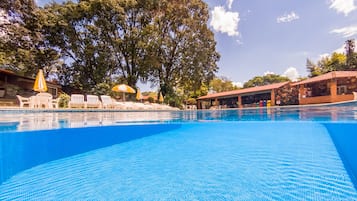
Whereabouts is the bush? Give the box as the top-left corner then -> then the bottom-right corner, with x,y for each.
147,97 -> 155,103
90,83 -> 111,96
186,98 -> 197,105
58,93 -> 70,108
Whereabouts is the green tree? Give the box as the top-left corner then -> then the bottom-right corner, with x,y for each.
345,39 -> 357,70
104,0 -> 157,87
243,74 -> 290,88
0,0 -> 59,77
306,58 -> 321,77
307,40 -> 357,77
41,0 -> 122,91
147,0 -> 219,101
36,0 -> 219,106
41,0 -> 162,92
307,53 -> 347,77
318,53 -> 346,72
209,77 -> 238,93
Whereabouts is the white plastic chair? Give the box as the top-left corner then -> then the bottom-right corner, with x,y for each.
35,92 -> 53,108
16,95 -> 31,108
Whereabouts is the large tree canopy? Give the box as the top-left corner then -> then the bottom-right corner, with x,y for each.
0,0 -> 59,77
146,0 -> 219,101
38,0 -> 219,97
1,0 -> 220,107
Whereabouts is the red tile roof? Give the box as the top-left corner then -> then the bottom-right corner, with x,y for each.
197,81 -> 289,100
292,71 -> 357,86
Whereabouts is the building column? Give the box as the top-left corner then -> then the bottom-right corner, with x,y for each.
297,85 -> 306,105
197,100 -> 201,109
238,95 -> 242,108
270,89 -> 275,106
330,79 -> 337,101
299,85 -> 305,99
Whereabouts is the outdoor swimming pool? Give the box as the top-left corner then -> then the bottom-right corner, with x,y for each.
1,102 -> 357,200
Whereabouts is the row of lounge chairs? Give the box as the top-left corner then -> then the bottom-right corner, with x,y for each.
68,94 -> 179,110
16,93 -> 179,110
68,94 -> 101,109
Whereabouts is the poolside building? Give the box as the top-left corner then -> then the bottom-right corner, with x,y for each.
292,71 -> 357,105
197,71 -> 357,109
0,69 -> 62,106
197,81 -> 298,109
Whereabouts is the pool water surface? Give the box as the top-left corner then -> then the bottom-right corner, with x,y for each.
1,120 -> 357,200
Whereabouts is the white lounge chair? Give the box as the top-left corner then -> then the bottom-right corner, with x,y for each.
353,92 -> 357,100
86,95 -> 102,108
131,102 -> 153,110
113,101 -> 132,110
100,95 -> 116,109
101,97 -> 133,110
68,94 -> 85,108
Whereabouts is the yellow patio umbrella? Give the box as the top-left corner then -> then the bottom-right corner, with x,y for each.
159,92 -> 164,103
136,88 -> 143,101
33,69 -> 47,92
112,84 -> 136,101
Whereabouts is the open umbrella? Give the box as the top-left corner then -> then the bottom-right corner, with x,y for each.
136,88 -> 143,102
33,69 -> 47,92
112,84 -> 136,101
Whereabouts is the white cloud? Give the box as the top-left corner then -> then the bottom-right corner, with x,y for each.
329,0 -> 356,16
330,25 -> 357,38
283,67 -> 299,81
264,71 -> 275,75
210,6 -> 240,36
276,11 -> 300,23
232,81 -> 243,88
319,53 -> 330,59
236,39 -> 243,45
227,0 -> 234,9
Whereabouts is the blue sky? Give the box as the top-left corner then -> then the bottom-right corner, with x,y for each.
36,0 -> 357,90
206,0 -> 357,86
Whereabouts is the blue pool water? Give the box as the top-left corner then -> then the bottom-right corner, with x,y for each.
1,102 -> 357,200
